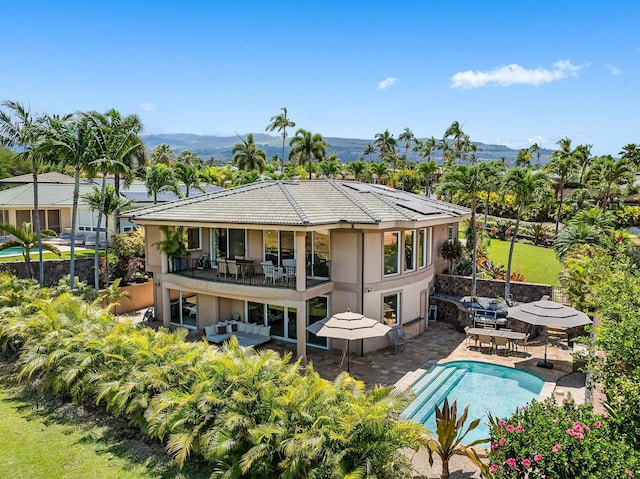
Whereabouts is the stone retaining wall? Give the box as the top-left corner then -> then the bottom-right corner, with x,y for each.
0,258 -> 95,286
435,274 -> 552,303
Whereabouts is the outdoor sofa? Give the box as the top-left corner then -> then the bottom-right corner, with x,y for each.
204,320 -> 271,347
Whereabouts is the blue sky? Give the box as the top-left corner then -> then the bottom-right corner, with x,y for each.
2,1 -> 638,155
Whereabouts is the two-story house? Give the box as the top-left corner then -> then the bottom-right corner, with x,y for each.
125,180 -> 470,362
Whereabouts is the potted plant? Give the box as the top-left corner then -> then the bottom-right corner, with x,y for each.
134,271 -> 149,283
153,226 -> 188,272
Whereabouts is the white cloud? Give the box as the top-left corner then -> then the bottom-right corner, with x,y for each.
607,64 -> 621,75
378,77 -> 399,90
139,103 -> 157,112
527,136 -> 548,147
451,60 -> 589,89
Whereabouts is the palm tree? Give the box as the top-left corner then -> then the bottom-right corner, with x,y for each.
82,184 -> 133,282
265,107 -> 295,174
318,153 -> 341,179
363,143 -> 375,162
414,136 -> 437,162
574,144 -> 593,185
546,137 -> 578,234
0,222 -> 60,278
477,160 -> 504,231
174,161 -> 206,197
515,148 -> 533,168
232,133 -> 267,173
619,143 -> 640,171
150,143 -> 175,165
145,163 -> 182,203
398,128 -> 415,190
586,155 -> 633,211
436,138 -> 453,166
347,158 -> 368,182
373,129 -> 396,162
530,142 -> 542,167
439,164 -> 484,296
289,129 -> 326,180
38,112 -> 96,290
176,149 -> 201,166
443,121 -> 465,165
502,168 -> 550,299
88,109 -> 145,290
368,160 -> 389,184
0,100 -> 49,285
416,161 -> 438,196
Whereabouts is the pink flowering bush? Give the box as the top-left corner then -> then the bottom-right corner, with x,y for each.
485,396 -> 638,478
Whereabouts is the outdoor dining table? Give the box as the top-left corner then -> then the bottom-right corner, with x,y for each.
467,327 -> 527,354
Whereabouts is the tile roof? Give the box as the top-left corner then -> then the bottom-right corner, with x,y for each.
125,180 -> 470,227
0,183 -> 98,206
0,172 -> 91,185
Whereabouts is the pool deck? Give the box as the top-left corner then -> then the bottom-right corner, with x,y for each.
267,320 -> 585,404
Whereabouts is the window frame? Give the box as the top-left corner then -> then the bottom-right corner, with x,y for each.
382,292 -> 401,326
383,231 -> 400,277
404,230 -> 416,272
418,228 -> 426,269
186,227 -> 202,251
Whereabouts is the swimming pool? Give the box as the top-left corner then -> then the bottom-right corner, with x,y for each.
403,361 -> 544,444
0,246 -> 23,257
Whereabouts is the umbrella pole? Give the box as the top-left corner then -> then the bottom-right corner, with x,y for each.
537,326 -> 554,369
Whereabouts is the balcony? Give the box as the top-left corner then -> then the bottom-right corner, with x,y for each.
172,257 -> 331,290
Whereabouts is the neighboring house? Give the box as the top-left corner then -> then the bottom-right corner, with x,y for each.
0,173 -> 224,239
0,182 -> 99,238
125,180 -> 470,362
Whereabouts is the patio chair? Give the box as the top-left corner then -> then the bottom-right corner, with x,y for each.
494,336 -> 510,356
464,326 -> 477,348
282,258 -> 296,283
227,260 -> 240,279
260,260 -> 284,284
396,328 -> 414,347
388,328 -> 409,352
478,334 -> 493,354
217,258 -> 227,277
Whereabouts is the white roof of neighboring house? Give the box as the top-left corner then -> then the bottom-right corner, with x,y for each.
125,180 -> 470,227
0,172 -> 92,185
0,183 -> 98,207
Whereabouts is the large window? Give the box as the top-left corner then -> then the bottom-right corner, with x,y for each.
418,229 -> 426,269
428,227 -> 434,266
186,227 -> 201,250
247,301 -> 297,342
213,228 -> 246,259
383,293 -> 400,326
264,230 -> 295,265
306,230 -> 330,278
383,232 -> 400,276
404,230 -> 415,272
307,296 -> 328,348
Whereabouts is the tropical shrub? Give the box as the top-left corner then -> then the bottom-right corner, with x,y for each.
108,228 -> 145,284
0,273 -> 427,477
485,396 -> 638,478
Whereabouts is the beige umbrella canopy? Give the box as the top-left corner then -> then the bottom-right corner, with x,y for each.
507,300 -> 592,369
307,309 -> 391,373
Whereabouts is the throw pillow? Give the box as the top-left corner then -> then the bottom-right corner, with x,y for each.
231,322 -> 239,332
217,325 -> 227,334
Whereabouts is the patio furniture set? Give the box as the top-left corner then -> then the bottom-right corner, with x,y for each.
465,326 -> 529,356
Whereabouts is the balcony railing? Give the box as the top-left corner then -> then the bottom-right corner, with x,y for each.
171,257 -> 331,289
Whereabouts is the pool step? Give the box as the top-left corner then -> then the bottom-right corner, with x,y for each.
403,366 -> 460,420
410,369 -> 467,425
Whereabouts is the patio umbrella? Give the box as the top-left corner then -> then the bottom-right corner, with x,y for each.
507,300 -> 592,369
306,309 -> 391,373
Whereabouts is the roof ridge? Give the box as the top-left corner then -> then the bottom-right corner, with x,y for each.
278,182 -> 310,225
327,180 -> 382,223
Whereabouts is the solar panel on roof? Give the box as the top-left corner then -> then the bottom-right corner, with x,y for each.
395,200 -> 441,215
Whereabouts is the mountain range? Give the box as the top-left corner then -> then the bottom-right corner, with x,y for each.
141,133 -> 553,166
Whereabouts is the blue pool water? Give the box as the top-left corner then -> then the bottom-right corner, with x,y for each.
403,361 -> 544,445
0,246 -> 23,257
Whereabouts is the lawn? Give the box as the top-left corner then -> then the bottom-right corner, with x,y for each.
0,386 -> 209,479
485,239 -> 562,286
0,249 -> 98,263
